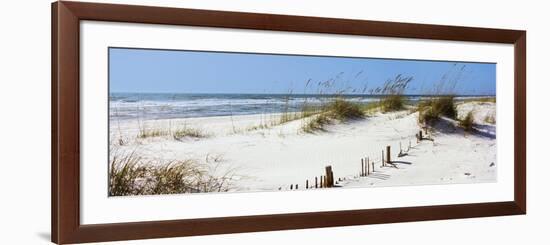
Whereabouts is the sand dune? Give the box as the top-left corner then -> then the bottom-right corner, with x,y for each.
109,101 -> 496,192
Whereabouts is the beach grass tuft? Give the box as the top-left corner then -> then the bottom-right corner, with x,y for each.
459,111 -> 475,131
380,94 -> 405,112
326,98 -> 365,120
378,74 -> 413,112
301,98 -> 365,133
173,128 -> 207,140
137,125 -> 208,140
149,160 -> 203,195
109,151 -> 150,196
302,113 -> 331,133
431,96 -> 457,118
138,128 -> 170,139
418,96 -> 457,124
109,151 -> 234,196
418,107 -> 439,125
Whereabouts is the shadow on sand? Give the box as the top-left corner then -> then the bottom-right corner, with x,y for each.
392,160 -> 412,165
431,117 -> 496,140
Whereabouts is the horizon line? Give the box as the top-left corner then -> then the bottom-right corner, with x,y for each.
109,91 -> 496,97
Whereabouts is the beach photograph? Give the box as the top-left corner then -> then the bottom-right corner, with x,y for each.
108,47 -> 497,196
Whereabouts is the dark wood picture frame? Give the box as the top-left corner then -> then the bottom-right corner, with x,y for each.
51,1 -> 526,244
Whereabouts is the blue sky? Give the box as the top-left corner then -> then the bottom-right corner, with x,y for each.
109,47 -> 496,95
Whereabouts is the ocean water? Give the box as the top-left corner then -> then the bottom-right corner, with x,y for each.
109,93 -> 484,121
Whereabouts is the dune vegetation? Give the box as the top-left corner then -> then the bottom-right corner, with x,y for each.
109,150 -> 235,196
459,111 -> 475,131
378,75 -> 413,112
418,96 -> 458,125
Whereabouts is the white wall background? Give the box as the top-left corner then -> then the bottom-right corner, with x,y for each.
0,0 -> 547,244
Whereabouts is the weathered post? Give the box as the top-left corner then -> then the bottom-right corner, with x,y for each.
320,175 -> 324,188
365,157 -> 368,175
290,184 -> 293,190
382,150 -> 385,167
325,166 -> 334,188
361,158 -> 364,176
364,158 -> 368,176
419,130 -> 423,141
306,180 -> 309,189
331,169 -> 334,186
363,158 -> 366,175
295,184 -> 298,190
386,145 -> 391,163
371,161 -> 375,173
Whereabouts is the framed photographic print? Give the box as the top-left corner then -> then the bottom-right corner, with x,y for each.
51,1 -> 526,244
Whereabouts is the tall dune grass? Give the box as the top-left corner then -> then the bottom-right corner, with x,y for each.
459,111 -> 475,131
109,150 -> 234,196
326,98 -> 365,120
418,96 -> 457,125
109,151 -> 149,196
301,98 -> 365,133
378,75 -> 413,112
302,113 -> 331,133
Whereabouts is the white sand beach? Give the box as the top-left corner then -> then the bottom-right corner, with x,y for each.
109,101 -> 496,193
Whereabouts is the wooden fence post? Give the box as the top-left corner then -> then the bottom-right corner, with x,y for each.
315,177 -> 318,188
331,170 -> 334,186
295,184 -> 298,190
320,175 -> 323,188
419,130 -> 423,141
365,158 -> 368,175
361,158 -> 364,176
290,184 -> 293,190
325,166 -> 334,188
382,150 -> 385,167
386,145 -> 391,163
364,158 -> 367,176
365,157 -> 370,176
306,180 -> 309,189
372,161 -> 375,173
